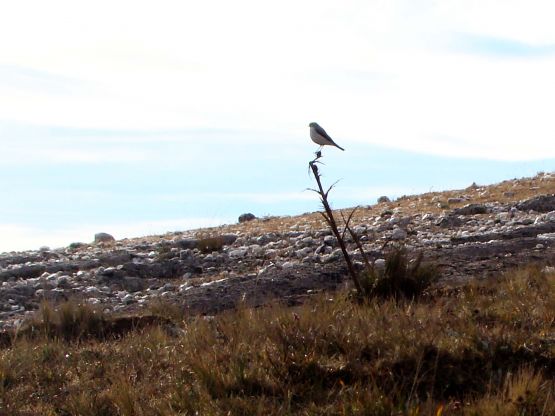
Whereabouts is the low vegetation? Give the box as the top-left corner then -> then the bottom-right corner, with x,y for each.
360,248 -> 439,300
309,157 -> 438,301
0,265 -> 553,415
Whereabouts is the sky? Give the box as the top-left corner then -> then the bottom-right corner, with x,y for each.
1,0 -> 555,252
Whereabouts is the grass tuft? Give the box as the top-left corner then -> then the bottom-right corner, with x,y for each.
361,247 -> 440,300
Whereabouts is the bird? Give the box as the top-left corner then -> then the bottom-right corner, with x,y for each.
309,122 -> 344,151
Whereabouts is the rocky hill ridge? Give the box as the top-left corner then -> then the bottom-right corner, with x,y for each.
1,171 -> 555,329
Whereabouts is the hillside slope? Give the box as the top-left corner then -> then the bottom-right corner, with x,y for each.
1,172 -> 555,327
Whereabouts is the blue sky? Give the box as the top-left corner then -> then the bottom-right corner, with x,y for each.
1,0 -> 555,251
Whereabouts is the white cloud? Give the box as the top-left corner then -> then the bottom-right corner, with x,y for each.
1,1 -> 555,160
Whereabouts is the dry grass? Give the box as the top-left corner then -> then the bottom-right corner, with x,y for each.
0,266 -> 554,415
360,247 -> 440,300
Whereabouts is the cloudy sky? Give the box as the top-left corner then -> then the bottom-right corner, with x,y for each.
1,0 -> 555,252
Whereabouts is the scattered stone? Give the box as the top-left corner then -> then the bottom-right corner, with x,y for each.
176,239 -> 199,249
315,244 -> 332,255
374,258 -> 386,269
453,204 -> 488,216
435,215 -> 463,228
122,294 -> 134,305
391,228 -> 407,241
221,234 -> 238,245
229,249 -> 248,259
122,276 -> 145,292
516,195 -> 555,213
94,233 -> 115,244
377,196 -> 391,203
0,264 -> 47,282
238,213 -> 256,223
447,197 -> 463,204
353,225 -> 366,235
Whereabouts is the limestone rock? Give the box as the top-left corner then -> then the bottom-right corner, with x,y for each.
453,204 -> 488,216
516,195 -> 555,213
391,228 -> 407,241
94,232 -> 115,244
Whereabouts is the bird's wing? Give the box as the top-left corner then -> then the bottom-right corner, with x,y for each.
313,124 -> 334,141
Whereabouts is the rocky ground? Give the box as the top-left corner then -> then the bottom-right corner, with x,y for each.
2,172 -> 555,329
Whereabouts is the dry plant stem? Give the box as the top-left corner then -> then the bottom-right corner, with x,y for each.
309,160 -> 362,293
341,209 -> 373,272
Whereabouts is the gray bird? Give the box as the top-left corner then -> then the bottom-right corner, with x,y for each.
309,122 -> 345,151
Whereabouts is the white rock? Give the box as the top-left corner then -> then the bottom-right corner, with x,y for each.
264,249 -> 279,259
374,258 -> 386,269
422,213 -> 434,221
295,247 -> 313,258
122,294 -> 134,304
229,248 -> 248,259
248,244 -> 262,253
391,228 -> 407,240
353,225 -> 366,234
388,216 -> 400,225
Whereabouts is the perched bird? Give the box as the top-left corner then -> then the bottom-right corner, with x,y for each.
309,122 -> 344,151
